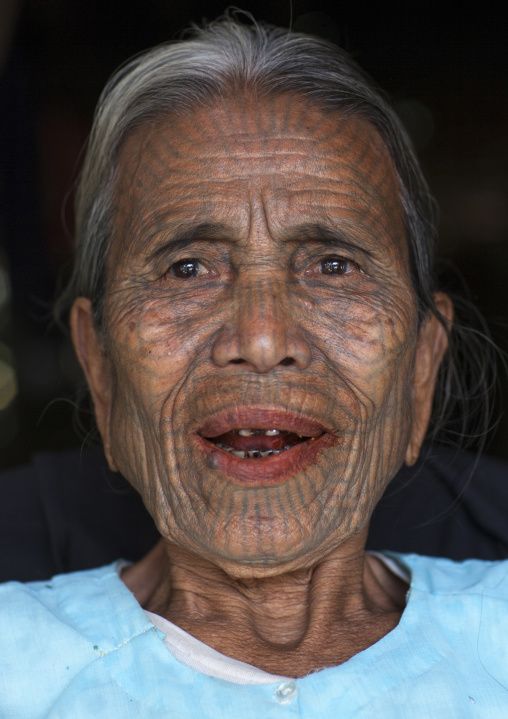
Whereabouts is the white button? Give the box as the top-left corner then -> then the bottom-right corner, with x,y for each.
275,681 -> 298,704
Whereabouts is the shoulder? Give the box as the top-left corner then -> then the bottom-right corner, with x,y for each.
0,562 -> 151,646
0,563 -> 156,716
0,563 -> 160,717
0,565 -> 200,718
388,552 -> 508,596
385,554 -> 508,691
0,561 -> 121,610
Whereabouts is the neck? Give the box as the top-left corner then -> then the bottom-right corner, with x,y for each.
122,535 -> 408,677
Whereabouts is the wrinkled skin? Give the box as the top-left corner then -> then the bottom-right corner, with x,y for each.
71,93 -> 450,675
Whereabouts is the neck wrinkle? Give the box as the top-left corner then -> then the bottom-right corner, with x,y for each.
121,535 -> 407,676
124,533 -> 391,648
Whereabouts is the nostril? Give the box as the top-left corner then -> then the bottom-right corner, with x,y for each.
225,356 -> 295,368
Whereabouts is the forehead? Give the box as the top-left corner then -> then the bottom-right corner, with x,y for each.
110,93 -> 408,267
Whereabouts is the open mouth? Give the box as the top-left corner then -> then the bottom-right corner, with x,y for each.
203,428 -> 320,459
194,409 -> 335,485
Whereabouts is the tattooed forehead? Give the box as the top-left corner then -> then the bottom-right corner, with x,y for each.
110,94 -> 408,270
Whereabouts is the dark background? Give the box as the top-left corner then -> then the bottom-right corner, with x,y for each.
1,0 -> 507,469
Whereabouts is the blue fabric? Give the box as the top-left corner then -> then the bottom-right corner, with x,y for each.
1,554 -> 508,717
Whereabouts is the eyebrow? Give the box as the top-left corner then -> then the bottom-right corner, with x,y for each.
281,223 -> 375,258
145,220 -> 375,263
146,222 -> 233,262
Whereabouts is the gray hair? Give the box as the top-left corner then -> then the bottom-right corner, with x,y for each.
58,12 -> 497,449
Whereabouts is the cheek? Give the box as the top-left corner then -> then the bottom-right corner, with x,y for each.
303,282 -> 417,406
109,292 -> 218,393
103,289 -> 227,488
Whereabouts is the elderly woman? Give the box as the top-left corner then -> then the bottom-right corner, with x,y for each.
1,15 -> 506,718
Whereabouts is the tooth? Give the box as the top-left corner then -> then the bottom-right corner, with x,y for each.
239,429 -> 254,436
284,446 -> 292,451
260,450 -> 272,457
248,450 -> 260,458
232,450 -> 246,458
272,450 -> 281,455
265,429 -> 279,436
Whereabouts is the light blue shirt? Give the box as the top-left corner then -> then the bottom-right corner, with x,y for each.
1,553 -> 508,717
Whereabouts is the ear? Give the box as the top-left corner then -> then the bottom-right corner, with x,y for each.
404,292 -> 453,466
70,298 -> 118,471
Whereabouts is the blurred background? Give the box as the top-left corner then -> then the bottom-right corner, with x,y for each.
1,0 -> 507,469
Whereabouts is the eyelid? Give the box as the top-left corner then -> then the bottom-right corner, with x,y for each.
163,257 -> 212,280
303,253 -> 362,276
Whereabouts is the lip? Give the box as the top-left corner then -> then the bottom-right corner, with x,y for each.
194,408 -> 338,487
196,407 -> 329,438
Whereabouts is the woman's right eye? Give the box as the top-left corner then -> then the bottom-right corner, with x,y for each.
169,258 -> 207,279
319,256 -> 358,275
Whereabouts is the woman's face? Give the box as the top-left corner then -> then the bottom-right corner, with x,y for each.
72,94 -> 444,577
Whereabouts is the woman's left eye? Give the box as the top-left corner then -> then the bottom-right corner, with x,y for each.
168,258 -> 208,279
319,257 -> 358,275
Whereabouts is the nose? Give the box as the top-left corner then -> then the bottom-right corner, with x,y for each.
211,276 -> 312,373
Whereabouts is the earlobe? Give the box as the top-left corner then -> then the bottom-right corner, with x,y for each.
404,293 -> 453,466
70,297 -> 118,471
